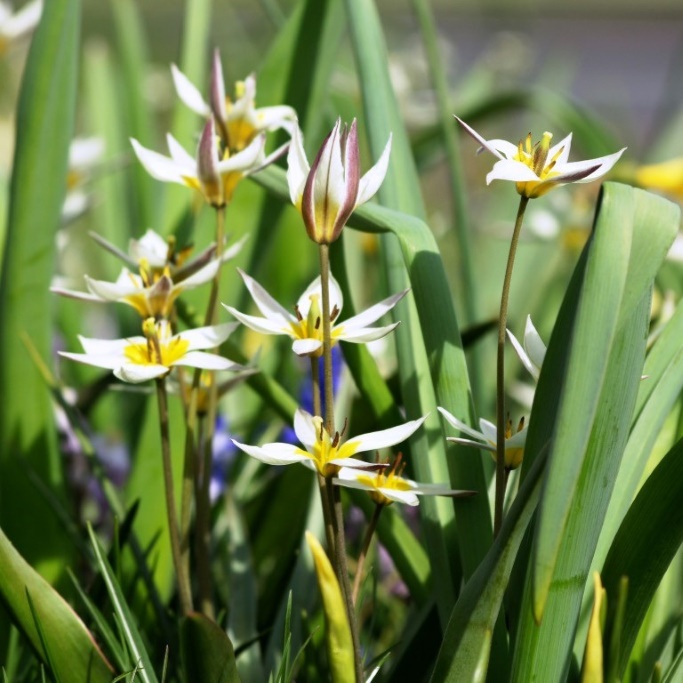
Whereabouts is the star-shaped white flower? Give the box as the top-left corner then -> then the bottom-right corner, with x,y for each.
438,406 -> 527,470
455,116 -> 625,199
287,118 -> 391,244
60,319 -> 241,384
171,50 -> 296,153
62,137 -> 105,222
506,315 -> 547,381
233,408 -> 426,477
131,118 -> 265,207
224,268 -> 407,358
334,455 -> 475,506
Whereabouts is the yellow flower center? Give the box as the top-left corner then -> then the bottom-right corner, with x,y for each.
289,294 -> 341,358
298,416 -> 356,477
122,262 -> 178,319
356,458 -> 413,507
514,132 -> 566,198
123,319 -> 190,368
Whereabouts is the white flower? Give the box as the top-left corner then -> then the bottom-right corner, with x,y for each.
171,51 -> 296,153
455,116 -> 625,199
62,137 -> 105,222
334,456 -> 474,506
506,315 -> 547,381
287,118 -> 391,244
438,406 -> 527,470
131,118 -> 265,207
224,268 -> 407,358
233,408 -> 426,477
59,319 -> 240,384
0,0 -> 41,47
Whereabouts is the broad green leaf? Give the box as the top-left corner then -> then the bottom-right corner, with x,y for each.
0,0 -> 80,581
512,185 -> 678,681
343,0 -> 491,628
0,527 -> 112,681
430,447 -> 548,683
181,613 -> 240,683
88,525 -> 158,683
601,437 -> 683,680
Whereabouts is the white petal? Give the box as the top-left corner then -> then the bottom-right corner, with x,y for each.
340,289 -> 407,331
378,488 -> 420,506
507,327 -> 539,381
85,271 -> 140,300
129,229 -> 170,267
130,138 -> 185,185
296,276 -> 322,315
565,148 -> 626,183
166,133 -> 197,171
313,120 -> 345,212
180,322 -> 238,351
506,427 -> 528,449
341,416 -> 427,457
478,418 -> 498,446
232,440 -> 309,466
287,122 -> 310,205
172,351 -> 237,370
217,134 -> 265,174
549,133 -> 573,165
437,406 -> 486,443
237,269 -> 294,324
171,63 -> 211,117
59,351 -> 122,371
78,335 -> 135,355
524,315 -> 547,370
224,306 -> 293,337
327,456 -> 382,470
292,338 -> 323,356
69,137 -> 105,169
115,363 -> 168,383
50,285 -> 104,303
2,0 -> 41,39
454,116 -> 505,160
253,104 -> 297,132
356,133 -> 392,205
485,138 -> 521,159
486,159 -> 540,184
335,322 -> 399,344
177,257 -> 220,289
293,409 -> 318,448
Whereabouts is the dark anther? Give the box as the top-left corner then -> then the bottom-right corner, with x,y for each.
294,305 -> 303,321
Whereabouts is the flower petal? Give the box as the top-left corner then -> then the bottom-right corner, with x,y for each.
339,288 -> 407,331
217,133 -> 265,174
454,116 -> 505,160
446,436 -> 496,452
287,121 -> 310,205
232,440 -> 310,466
524,315 -> 547,370
293,408 -> 317,448
563,148 -> 626,183
507,326 -> 540,381
166,133 -> 197,171
291,338 -> 321,356
130,138 -> 185,185
59,351 -> 123,371
235,268 -> 294,324
180,322 -> 238,351
341,416 -> 426,458
356,132 -> 392,205
115,363 -> 168,383
224,306 -> 293,337
171,63 -> 210,117
78,335 -> 136,355
486,159 -> 540,184
478,418 -> 497,445
437,406 -> 486,443
334,322 -> 399,344
172,351 -> 238,371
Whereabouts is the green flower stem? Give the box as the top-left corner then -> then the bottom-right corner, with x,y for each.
310,356 -> 322,418
352,503 -> 383,606
204,204 -> 226,326
494,195 -> 529,537
319,243 -> 363,680
196,411 -> 215,619
155,377 -> 193,614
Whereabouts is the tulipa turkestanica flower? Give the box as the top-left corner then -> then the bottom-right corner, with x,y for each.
233,408 -> 426,478
455,116 -> 625,199
507,315 -> 547,382
224,268 -> 407,357
287,118 -> 392,244
172,50 -> 296,153
59,319 -> 241,384
438,406 -> 527,471
334,454 -> 475,507
131,118 -> 265,208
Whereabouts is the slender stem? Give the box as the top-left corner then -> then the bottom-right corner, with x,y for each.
326,478 -> 364,683
352,504 -> 383,606
195,413 -> 215,619
155,378 -> 193,614
204,205 -> 226,327
319,244 -> 335,435
494,195 -> 529,537
310,356 -> 322,419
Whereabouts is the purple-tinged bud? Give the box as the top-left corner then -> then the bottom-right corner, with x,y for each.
210,49 -> 229,144
197,118 -> 224,207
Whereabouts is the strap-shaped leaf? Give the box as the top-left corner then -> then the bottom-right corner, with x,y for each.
0,0 -> 80,580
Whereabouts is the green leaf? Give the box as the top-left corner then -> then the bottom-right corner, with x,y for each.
181,613 -> 241,683
87,525 -> 158,683
0,0 -> 80,581
0,527 -> 113,681
602,437 -> 683,680
430,448 -> 548,683
511,184 -> 679,681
